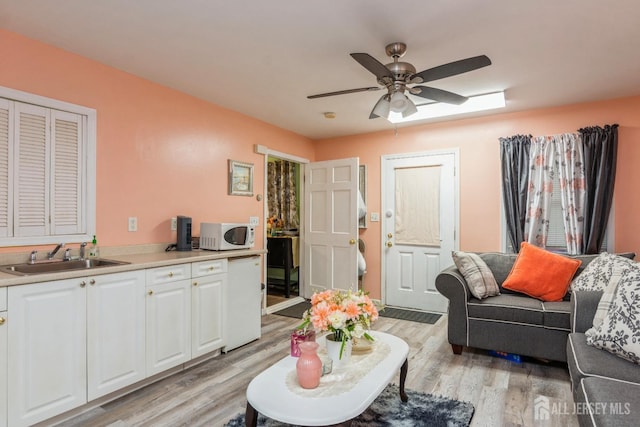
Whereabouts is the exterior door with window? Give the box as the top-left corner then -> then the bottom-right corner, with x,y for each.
303,158 -> 359,295
383,152 -> 457,313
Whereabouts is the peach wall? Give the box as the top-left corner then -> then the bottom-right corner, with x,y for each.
0,30 -> 314,251
2,29 -> 640,303
315,96 -> 640,299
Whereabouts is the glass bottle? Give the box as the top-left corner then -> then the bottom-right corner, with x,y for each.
296,341 -> 322,389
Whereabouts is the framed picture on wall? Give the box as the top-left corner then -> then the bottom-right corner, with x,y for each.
228,160 -> 254,196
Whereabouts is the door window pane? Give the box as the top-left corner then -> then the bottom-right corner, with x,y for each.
395,165 -> 441,246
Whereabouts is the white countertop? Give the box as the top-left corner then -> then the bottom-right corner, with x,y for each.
0,247 -> 266,287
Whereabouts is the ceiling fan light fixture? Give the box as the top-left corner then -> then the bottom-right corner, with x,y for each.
372,95 -> 391,118
389,91 -> 410,113
402,100 -> 418,118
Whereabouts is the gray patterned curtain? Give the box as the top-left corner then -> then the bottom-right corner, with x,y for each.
267,160 -> 299,230
499,135 -> 531,252
579,124 -> 618,254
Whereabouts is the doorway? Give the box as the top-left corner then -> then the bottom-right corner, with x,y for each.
265,155 -> 302,309
382,150 -> 458,313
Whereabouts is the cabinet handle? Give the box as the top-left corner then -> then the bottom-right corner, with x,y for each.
193,281 -> 198,287
349,239 -> 356,245
80,281 -> 86,288
90,279 -> 96,285
0,317 -> 5,325
148,290 -> 153,296
208,266 -> 214,271
168,272 -> 174,278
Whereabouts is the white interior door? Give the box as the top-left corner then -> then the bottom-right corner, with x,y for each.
304,158 -> 359,295
383,152 -> 457,313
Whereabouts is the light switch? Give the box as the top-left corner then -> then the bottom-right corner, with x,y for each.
249,216 -> 259,226
370,212 -> 380,222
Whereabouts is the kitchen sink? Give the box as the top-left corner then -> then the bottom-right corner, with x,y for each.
1,258 -> 130,276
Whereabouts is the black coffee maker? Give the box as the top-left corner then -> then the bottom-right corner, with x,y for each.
176,216 -> 192,251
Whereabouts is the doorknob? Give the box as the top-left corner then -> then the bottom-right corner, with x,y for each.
386,241 -> 393,248
349,239 -> 356,245
387,233 -> 393,238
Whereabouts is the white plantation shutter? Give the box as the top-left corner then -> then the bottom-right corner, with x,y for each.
0,88 -> 95,247
0,99 -> 11,237
15,103 -> 50,237
51,110 -> 83,235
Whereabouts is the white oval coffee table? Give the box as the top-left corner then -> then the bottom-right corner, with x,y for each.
245,331 -> 409,426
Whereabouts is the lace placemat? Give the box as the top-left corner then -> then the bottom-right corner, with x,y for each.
285,340 -> 391,397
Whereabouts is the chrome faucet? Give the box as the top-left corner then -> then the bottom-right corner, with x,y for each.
63,248 -> 72,261
79,242 -> 87,260
47,243 -> 65,260
29,250 -> 38,264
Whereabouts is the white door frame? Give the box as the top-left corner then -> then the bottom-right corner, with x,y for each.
380,148 -> 460,307
255,145 -> 309,314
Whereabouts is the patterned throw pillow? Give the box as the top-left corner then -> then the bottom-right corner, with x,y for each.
586,267 -> 640,365
570,252 -> 635,291
592,270 -> 627,329
452,251 -> 500,300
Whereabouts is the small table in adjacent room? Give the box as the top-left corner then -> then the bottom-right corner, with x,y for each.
266,236 -> 299,298
245,331 -> 409,426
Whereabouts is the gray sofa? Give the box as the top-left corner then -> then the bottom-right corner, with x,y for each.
435,252 -> 633,363
567,291 -> 640,426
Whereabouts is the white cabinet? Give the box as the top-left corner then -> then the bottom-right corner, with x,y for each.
146,264 -> 192,376
191,259 -> 226,358
8,279 -> 87,427
0,308 -> 7,427
225,256 -> 261,352
87,270 -> 146,400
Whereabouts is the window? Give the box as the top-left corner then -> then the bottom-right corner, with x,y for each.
0,86 -> 96,246
501,173 -> 612,253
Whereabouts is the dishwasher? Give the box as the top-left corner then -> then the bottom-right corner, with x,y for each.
224,255 -> 262,352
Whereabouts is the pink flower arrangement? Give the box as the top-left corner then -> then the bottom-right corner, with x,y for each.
298,289 -> 380,355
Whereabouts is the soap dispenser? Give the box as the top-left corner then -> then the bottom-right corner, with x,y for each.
89,235 -> 99,258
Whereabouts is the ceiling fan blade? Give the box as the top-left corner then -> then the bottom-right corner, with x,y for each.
307,86 -> 380,99
412,55 -> 491,84
350,53 -> 394,80
412,86 -> 468,105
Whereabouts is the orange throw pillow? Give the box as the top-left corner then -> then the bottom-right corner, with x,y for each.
502,242 -> 581,302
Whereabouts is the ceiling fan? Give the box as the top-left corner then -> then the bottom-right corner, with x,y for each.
307,42 -> 491,119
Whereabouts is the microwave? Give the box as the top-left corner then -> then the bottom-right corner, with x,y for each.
200,222 -> 255,251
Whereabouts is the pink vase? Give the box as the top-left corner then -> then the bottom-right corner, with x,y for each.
296,341 -> 322,389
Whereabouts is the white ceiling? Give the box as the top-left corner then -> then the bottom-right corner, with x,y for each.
2,0 -> 640,140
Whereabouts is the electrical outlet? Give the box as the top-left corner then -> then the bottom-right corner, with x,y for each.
249,216 -> 259,226
171,217 -> 177,231
128,217 -> 138,232
370,212 -> 380,222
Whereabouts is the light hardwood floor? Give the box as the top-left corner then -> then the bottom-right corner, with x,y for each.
55,314 -> 578,427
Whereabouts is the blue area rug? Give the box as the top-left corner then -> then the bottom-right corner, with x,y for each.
224,383 -> 474,426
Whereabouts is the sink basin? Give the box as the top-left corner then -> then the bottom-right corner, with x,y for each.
1,258 -> 130,276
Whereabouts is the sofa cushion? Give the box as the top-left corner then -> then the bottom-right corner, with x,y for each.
567,333 -> 640,391
591,260 -> 640,330
502,242 -> 581,302
478,252 -> 518,288
586,268 -> 640,364
541,301 -> 572,330
451,251 -> 500,299
468,294 -> 544,326
570,252 -> 636,292
575,377 -> 640,427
